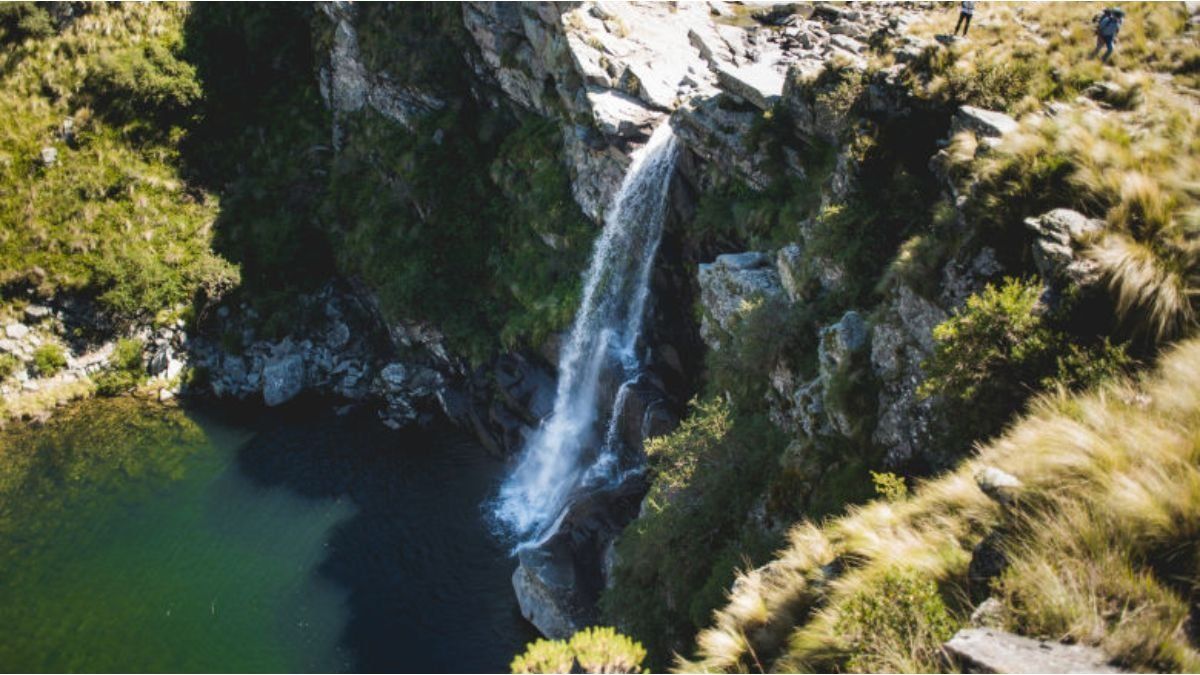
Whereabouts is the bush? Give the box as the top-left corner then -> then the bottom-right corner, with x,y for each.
93,338 -> 145,395
512,627 -> 647,674
32,343 -> 67,377
920,278 -> 1132,458
871,471 -> 908,502
601,398 -> 788,667
0,353 -> 20,381
85,41 -> 202,127
0,3 -> 53,44
835,569 -> 960,672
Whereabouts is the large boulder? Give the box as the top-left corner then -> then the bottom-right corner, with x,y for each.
952,105 -> 1019,139
945,628 -> 1124,673
262,353 -> 305,406
697,252 -> 785,350
1024,209 -> 1103,289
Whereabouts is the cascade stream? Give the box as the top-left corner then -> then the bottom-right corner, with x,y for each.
492,123 -> 679,549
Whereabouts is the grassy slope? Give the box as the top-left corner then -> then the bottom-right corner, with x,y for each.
687,332 -> 1200,673
678,3 -> 1200,672
0,3 -> 235,324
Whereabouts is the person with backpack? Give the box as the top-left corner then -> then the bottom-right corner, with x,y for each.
954,1 -> 976,37
1092,7 -> 1124,62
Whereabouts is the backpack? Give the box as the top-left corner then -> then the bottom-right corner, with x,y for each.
1098,14 -> 1121,37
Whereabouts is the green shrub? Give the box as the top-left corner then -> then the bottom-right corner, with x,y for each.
512,627 -> 647,674
0,353 -> 20,381
32,343 -> 67,377
835,568 -> 960,672
84,41 -> 202,127
93,338 -> 145,395
871,471 -> 908,502
920,278 -> 1132,457
0,2 -> 53,44
601,398 -> 788,667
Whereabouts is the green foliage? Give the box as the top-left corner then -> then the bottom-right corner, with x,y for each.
512,627 -> 647,674
920,278 -> 1132,456
327,107 -> 591,360
602,397 -> 788,667
93,338 -> 145,395
32,343 -> 66,377
182,3 -> 333,325
0,4 -> 236,322
835,568 -> 960,672
84,41 -> 201,129
706,295 -> 818,411
871,471 -> 908,502
354,3 -> 470,95
0,353 -> 20,381
0,2 -> 53,44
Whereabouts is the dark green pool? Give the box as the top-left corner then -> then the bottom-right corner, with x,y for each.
0,398 -> 535,673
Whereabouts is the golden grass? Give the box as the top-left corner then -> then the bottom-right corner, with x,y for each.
682,336 -> 1200,672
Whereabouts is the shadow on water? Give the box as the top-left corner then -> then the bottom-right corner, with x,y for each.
226,397 -> 538,673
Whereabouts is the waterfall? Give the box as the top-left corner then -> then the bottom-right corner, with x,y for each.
492,123 -> 679,548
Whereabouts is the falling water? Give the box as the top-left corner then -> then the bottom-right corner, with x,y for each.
492,123 -> 679,548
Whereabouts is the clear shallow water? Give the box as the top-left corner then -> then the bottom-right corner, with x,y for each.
0,397 -> 535,673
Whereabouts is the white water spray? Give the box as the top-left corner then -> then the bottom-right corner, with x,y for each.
493,123 -> 679,548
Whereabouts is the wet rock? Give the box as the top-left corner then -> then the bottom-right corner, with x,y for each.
262,353 -> 304,406
945,628 -> 1124,674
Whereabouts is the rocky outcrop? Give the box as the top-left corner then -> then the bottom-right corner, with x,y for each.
697,252 -> 784,350
945,628 -> 1124,674
1025,209 -> 1103,290
192,283 -> 454,429
319,2 -> 446,143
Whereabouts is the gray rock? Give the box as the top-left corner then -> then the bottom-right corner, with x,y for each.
23,305 -> 51,322
262,353 -> 305,406
697,251 -> 784,350
5,323 -> 29,339
326,321 -> 351,349
380,362 -> 407,390
945,628 -> 1124,674
587,87 -> 660,138
776,243 -> 806,303
970,597 -> 1006,629
40,146 -> 57,166
953,106 -> 1019,138
512,563 -> 582,640
717,61 -> 786,110
1025,209 -> 1103,289
975,466 -> 1022,505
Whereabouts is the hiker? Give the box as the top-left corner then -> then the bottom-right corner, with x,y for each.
1092,7 -> 1124,62
954,1 -> 976,37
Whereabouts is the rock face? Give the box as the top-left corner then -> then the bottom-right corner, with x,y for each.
319,2 -> 445,143
697,252 -> 784,350
1025,209 -> 1103,290
945,628 -> 1124,674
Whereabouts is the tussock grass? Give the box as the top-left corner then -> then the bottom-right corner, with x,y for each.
683,336 -> 1200,672
945,79 -> 1200,344
0,3 -> 236,321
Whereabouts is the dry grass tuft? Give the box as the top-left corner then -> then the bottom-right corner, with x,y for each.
684,336 -> 1200,672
